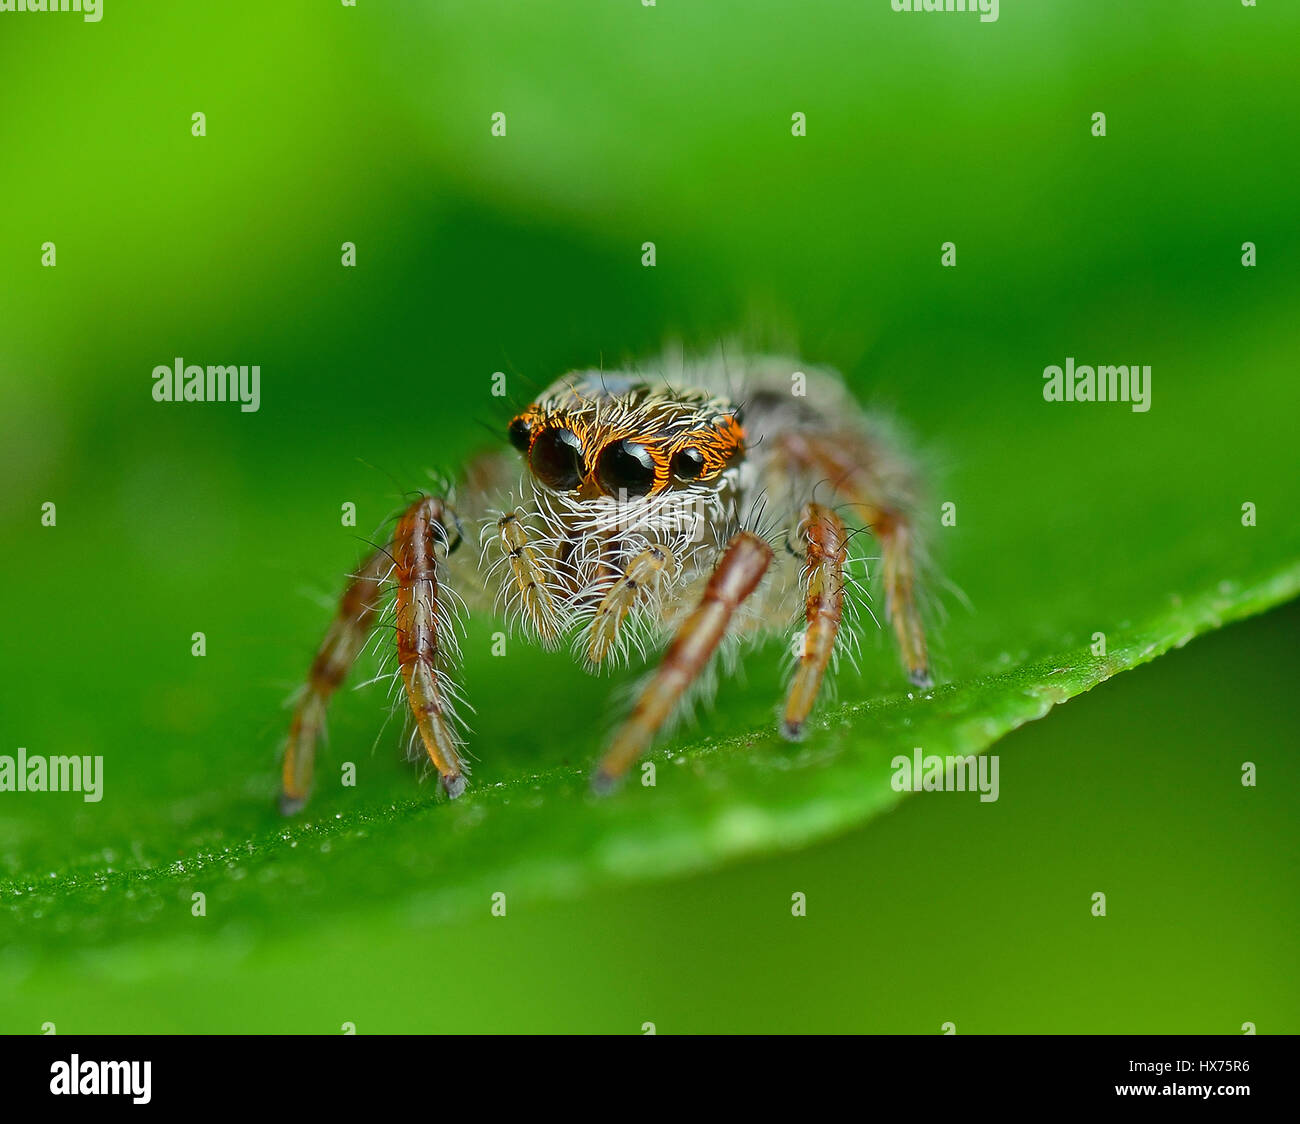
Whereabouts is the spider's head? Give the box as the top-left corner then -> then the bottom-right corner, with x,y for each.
507,373 -> 745,503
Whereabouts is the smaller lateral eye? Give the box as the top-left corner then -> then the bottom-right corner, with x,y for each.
508,416 -> 532,453
670,447 -> 706,481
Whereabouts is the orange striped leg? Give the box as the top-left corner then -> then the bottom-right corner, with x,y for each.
874,511 -> 930,688
592,532 -> 773,792
280,495 -> 466,814
781,503 -> 848,740
281,548 -> 392,814
395,497 -> 468,798
773,432 -> 932,689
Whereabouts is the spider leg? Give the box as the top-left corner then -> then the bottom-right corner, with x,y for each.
586,543 -> 677,666
781,503 -> 848,740
497,511 -> 564,647
773,432 -> 932,689
592,531 -> 773,792
394,496 -> 468,798
874,511 -> 930,688
279,494 -> 467,815
280,548 -> 391,815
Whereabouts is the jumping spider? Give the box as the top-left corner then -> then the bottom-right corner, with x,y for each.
279,352 -> 932,813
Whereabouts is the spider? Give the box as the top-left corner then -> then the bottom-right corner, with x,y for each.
278,352 -> 933,814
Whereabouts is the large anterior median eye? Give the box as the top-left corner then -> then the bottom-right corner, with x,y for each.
529,427 -> 584,490
597,440 -> 656,497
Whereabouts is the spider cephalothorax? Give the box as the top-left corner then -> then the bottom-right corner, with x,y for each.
508,373 -> 745,499
485,374 -> 752,658
278,352 -> 933,813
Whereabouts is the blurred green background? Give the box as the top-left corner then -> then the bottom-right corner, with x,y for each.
1,1 -> 1297,1032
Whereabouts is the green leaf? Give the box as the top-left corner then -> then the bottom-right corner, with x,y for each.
4,555 -> 1298,954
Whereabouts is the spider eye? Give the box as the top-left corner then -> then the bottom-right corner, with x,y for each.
529,427 -> 584,491
597,440 -> 656,498
670,447 -> 706,481
508,416 -> 532,453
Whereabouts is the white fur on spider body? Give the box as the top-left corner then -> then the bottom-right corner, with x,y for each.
279,353 -> 932,812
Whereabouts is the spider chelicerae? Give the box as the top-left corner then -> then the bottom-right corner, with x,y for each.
278,351 -> 933,813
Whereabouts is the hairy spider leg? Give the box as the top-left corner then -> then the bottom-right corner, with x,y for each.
592,531 -> 773,791
497,511 -> 564,647
772,432 -> 932,689
280,544 -> 392,814
586,544 -> 677,666
394,496 -> 468,798
781,503 -> 849,739
280,495 -> 466,815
